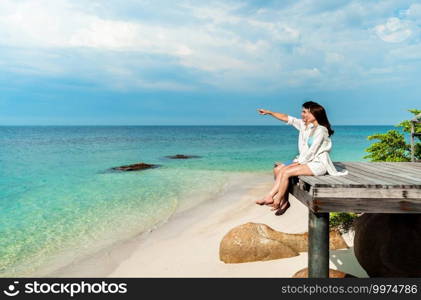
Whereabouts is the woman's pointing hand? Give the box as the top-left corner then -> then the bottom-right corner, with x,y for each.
257,108 -> 271,115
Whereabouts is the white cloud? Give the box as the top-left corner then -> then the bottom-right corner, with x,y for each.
325,52 -> 345,64
0,1 -> 281,75
403,3 -> 421,19
285,68 -> 321,87
367,67 -> 394,74
374,17 -> 412,43
0,0 -> 191,55
294,67 -> 321,77
0,0 -> 420,92
247,20 -> 300,43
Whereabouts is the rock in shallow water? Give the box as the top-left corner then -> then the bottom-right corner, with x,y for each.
111,162 -> 160,171
165,154 -> 201,159
219,222 -> 348,263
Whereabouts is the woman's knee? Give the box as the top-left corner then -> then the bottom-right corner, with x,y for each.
273,164 -> 284,175
282,169 -> 295,179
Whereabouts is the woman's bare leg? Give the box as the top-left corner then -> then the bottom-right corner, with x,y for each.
273,162 -> 284,179
256,164 -> 286,204
263,165 -> 287,204
271,164 -> 314,210
256,163 -> 299,205
266,163 -> 301,205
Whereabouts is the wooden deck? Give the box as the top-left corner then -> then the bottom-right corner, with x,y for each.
287,162 -> 421,278
291,162 -> 421,213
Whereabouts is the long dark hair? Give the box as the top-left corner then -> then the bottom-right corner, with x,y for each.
302,101 -> 318,109
307,102 -> 334,137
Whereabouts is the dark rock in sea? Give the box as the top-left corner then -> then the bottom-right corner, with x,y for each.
165,154 -> 201,159
353,213 -> 421,277
110,162 -> 160,172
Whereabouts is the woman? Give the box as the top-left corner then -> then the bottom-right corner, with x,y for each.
258,102 -> 348,215
256,101 -> 317,205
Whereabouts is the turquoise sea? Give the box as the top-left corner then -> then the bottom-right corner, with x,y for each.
0,125 -> 394,276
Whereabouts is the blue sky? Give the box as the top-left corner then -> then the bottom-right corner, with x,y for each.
0,0 -> 420,125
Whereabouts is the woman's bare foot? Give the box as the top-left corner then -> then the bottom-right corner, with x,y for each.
271,194 -> 284,211
274,201 -> 290,216
263,194 -> 275,205
255,198 -> 265,205
256,194 -> 274,205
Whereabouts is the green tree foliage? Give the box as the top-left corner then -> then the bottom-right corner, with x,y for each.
330,212 -> 359,233
364,109 -> 421,162
364,130 -> 410,161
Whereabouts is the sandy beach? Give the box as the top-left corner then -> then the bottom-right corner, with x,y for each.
50,172 -> 368,278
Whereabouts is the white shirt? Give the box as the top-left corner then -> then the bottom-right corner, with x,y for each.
287,116 -> 315,162
287,115 -> 349,176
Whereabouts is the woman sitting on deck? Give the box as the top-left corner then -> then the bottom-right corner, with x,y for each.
256,101 -> 314,204
257,102 -> 348,215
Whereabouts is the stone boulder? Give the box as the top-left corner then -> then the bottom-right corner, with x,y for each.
111,162 -> 160,171
292,268 -> 356,278
354,213 -> 421,277
219,222 -> 348,263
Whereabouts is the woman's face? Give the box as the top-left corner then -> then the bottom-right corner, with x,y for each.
306,111 -> 316,123
301,108 -> 310,122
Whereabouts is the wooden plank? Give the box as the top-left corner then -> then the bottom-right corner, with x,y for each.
340,163 -> 416,187
380,162 -> 421,180
297,176 -> 323,186
341,167 -> 386,183
344,173 -> 385,185
368,162 -> 421,182
311,171 -> 410,188
288,181 -> 315,211
346,162 -> 415,184
368,162 -> 421,176
332,170 -> 385,185
311,197 -> 421,213
337,162 -> 406,185
310,176 -> 344,186
302,173 -> 344,183
314,187 -> 421,199
320,172 -> 360,184
299,167 -> 370,187
385,162 -> 421,169
300,174 -> 400,188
